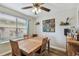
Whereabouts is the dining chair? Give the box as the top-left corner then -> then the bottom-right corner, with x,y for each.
10,40 -> 26,56
35,37 -> 48,56
10,40 -> 21,56
32,34 -> 38,37
24,35 -> 30,39
72,44 -> 79,56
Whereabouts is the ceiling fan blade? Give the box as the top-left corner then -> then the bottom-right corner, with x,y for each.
22,6 -> 32,9
40,6 -> 50,12
33,3 -> 44,7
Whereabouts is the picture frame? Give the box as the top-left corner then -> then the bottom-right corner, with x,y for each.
43,18 -> 55,32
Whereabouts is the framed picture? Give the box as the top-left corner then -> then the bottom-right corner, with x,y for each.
43,18 -> 55,32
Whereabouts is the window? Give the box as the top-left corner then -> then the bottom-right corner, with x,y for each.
16,18 -> 28,38
0,13 -> 28,43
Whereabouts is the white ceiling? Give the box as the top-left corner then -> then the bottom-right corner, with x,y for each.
0,3 -> 79,17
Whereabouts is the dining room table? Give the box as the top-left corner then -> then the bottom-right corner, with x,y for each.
18,37 -> 50,56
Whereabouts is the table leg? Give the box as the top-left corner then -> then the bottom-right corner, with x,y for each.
48,40 -> 50,53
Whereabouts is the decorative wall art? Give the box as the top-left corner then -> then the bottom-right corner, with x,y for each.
43,18 -> 55,32
60,17 -> 70,26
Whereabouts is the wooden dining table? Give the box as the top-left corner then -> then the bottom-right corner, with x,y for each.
18,37 -> 50,56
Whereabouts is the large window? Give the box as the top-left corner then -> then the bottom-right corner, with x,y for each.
0,13 -> 28,43
16,18 -> 28,38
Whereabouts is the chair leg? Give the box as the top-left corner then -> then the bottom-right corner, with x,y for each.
45,51 -> 48,56
41,51 -> 48,56
48,40 -> 50,52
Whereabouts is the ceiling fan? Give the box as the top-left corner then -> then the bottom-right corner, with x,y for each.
22,3 -> 51,15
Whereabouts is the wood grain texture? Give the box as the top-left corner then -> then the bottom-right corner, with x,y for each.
10,40 -> 21,56
35,38 -> 48,55
18,37 -> 49,55
67,37 -> 79,56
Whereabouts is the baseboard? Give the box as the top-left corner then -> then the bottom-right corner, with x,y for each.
50,45 -> 66,53
0,45 -> 66,56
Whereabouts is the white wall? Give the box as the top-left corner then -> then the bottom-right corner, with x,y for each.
28,17 -> 36,35
35,8 -> 77,52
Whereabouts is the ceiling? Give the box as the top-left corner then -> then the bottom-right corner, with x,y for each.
0,3 -> 79,17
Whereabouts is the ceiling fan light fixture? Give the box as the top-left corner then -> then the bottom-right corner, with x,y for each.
32,7 -> 41,14
38,8 -> 41,13
32,7 -> 37,12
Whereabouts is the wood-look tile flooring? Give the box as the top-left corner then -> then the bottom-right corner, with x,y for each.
0,42 -> 67,56
5,48 -> 67,56
0,42 -> 11,55
48,48 -> 67,56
